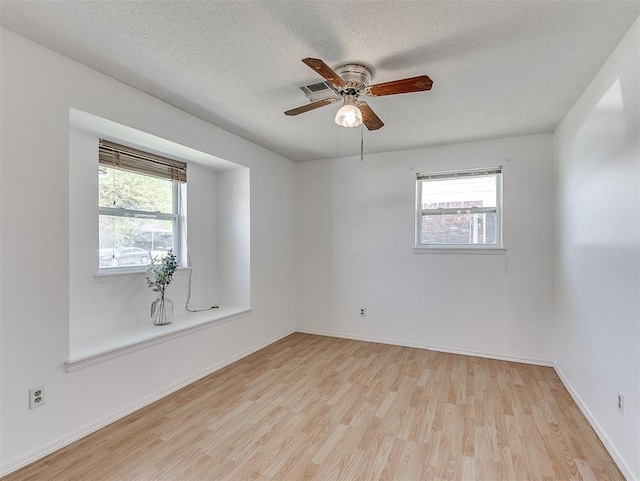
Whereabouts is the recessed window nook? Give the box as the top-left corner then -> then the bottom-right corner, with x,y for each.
68,109 -> 251,371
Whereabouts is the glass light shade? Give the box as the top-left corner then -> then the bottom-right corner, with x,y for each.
335,104 -> 363,128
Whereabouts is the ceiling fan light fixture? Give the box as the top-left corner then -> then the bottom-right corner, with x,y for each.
287,57 -> 431,131
335,97 -> 363,128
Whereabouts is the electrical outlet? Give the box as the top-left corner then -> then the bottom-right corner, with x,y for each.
30,387 -> 44,409
360,308 -> 366,317
617,392 -> 624,414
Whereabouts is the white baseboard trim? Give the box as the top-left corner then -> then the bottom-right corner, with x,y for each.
554,364 -> 636,481
295,327 -> 553,367
0,328 -> 295,477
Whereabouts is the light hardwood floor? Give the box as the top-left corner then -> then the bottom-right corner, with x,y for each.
4,333 -> 624,481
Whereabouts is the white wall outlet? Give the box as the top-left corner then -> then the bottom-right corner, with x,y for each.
360,308 -> 366,317
30,387 -> 44,409
617,392 -> 624,414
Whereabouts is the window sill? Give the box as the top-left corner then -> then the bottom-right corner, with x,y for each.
413,246 -> 506,255
94,266 -> 191,278
66,306 -> 252,372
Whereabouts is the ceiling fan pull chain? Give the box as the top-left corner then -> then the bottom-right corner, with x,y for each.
361,125 -> 364,162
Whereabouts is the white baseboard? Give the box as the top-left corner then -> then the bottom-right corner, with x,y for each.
0,328 -> 295,477
554,364 -> 636,481
295,327 -> 553,367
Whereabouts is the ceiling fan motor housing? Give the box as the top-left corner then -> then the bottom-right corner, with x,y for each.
334,64 -> 372,95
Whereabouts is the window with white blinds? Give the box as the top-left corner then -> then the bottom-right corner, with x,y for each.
416,167 -> 503,247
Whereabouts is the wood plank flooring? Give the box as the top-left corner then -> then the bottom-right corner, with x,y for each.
3,333 -> 625,481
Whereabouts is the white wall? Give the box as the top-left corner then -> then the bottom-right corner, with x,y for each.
554,18 -> 639,480
218,168 -> 251,308
0,28 -> 296,474
296,134 -> 555,364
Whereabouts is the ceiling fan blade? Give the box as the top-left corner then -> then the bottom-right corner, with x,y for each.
365,75 -> 433,96
284,98 -> 339,116
302,57 -> 346,90
358,102 -> 384,131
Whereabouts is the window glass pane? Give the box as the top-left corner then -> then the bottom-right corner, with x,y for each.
99,166 -> 173,212
421,176 -> 497,209
421,212 -> 497,245
99,216 -> 175,267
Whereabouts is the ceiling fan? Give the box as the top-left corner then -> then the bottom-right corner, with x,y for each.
285,57 -> 433,131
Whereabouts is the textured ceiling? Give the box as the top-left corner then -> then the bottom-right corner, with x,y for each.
2,1 -> 639,161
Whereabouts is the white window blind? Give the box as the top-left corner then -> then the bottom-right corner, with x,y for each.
417,166 -> 502,181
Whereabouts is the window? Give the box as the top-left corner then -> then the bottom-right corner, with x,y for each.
98,140 -> 186,269
416,167 -> 502,248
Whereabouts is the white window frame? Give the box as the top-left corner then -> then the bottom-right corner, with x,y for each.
98,139 -> 187,274
415,167 -> 504,250
98,169 -> 184,272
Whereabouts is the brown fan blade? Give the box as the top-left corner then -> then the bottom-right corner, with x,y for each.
302,58 -> 346,90
365,75 -> 433,97
284,98 -> 339,116
358,102 -> 384,131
